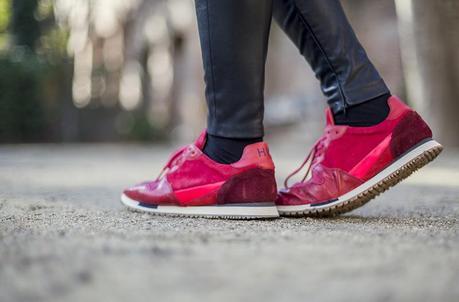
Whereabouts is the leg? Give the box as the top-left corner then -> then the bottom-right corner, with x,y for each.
195,0 -> 273,163
122,1 -> 279,218
272,0 -> 390,125
195,0 -> 272,139
273,0 -> 443,216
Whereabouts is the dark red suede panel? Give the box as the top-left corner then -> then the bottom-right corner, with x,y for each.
217,168 -> 277,204
390,111 -> 432,159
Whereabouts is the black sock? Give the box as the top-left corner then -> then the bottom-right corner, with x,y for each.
333,93 -> 391,127
203,134 -> 262,164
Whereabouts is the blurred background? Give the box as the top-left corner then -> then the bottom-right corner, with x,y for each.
0,0 -> 458,146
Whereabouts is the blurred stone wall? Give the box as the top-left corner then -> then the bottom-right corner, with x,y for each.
39,0 -> 404,143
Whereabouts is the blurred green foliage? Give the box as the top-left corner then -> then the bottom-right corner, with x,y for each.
0,0 -> 69,142
10,0 -> 40,49
132,117 -> 163,141
0,53 -> 46,142
0,0 -> 10,48
0,0 -> 9,30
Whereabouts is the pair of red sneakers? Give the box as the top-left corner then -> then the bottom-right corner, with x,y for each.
121,97 -> 443,218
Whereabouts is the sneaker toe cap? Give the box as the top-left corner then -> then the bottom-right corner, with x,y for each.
123,178 -> 174,204
276,187 -> 314,206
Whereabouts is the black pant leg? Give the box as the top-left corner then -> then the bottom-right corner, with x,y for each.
273,0 -> 390,114
195,0 -> 273,138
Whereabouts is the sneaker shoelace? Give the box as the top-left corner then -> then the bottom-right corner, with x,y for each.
283,127 -> 334,188
156,144 -> 198,180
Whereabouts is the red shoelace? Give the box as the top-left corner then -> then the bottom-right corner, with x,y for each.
283,127 -> 335,188
156,144 -> 198,180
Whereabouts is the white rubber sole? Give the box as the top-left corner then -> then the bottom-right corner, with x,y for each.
277,139 -> 443,217
120,194 -> 279,219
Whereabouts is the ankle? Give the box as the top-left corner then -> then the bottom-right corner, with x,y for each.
203,134 -> 263,164
334,93 -> 391,127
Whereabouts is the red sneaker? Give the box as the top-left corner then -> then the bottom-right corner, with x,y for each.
277,96 -> 443,217
121,131 -> 278,219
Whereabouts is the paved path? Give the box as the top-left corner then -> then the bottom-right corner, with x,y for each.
1,143 -> 458,302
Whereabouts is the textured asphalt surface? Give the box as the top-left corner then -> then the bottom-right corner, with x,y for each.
1,142 -> 458,302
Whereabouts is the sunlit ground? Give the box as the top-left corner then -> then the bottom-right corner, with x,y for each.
0,142 -> 458,302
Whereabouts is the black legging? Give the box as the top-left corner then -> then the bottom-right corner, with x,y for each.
195,0 -> 389,138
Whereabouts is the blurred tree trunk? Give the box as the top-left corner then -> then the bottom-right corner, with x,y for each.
11,0 -> 39,50
395,0 -> 459,146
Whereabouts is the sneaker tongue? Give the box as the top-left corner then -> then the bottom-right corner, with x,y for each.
325,108 -> 335,126
194,130 -> 207,150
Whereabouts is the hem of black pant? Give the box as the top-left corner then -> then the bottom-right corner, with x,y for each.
329,78 -> 390,114
206,120 -> 264,139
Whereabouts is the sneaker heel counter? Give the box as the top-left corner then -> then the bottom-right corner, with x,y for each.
217,168 -> 277,204
391,110 -> 433,158
234,142 -> 275,170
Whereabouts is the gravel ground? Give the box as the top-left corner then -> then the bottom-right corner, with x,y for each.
0,143 -> 458,302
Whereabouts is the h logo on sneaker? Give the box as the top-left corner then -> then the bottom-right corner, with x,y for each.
257,148 -> 268,157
